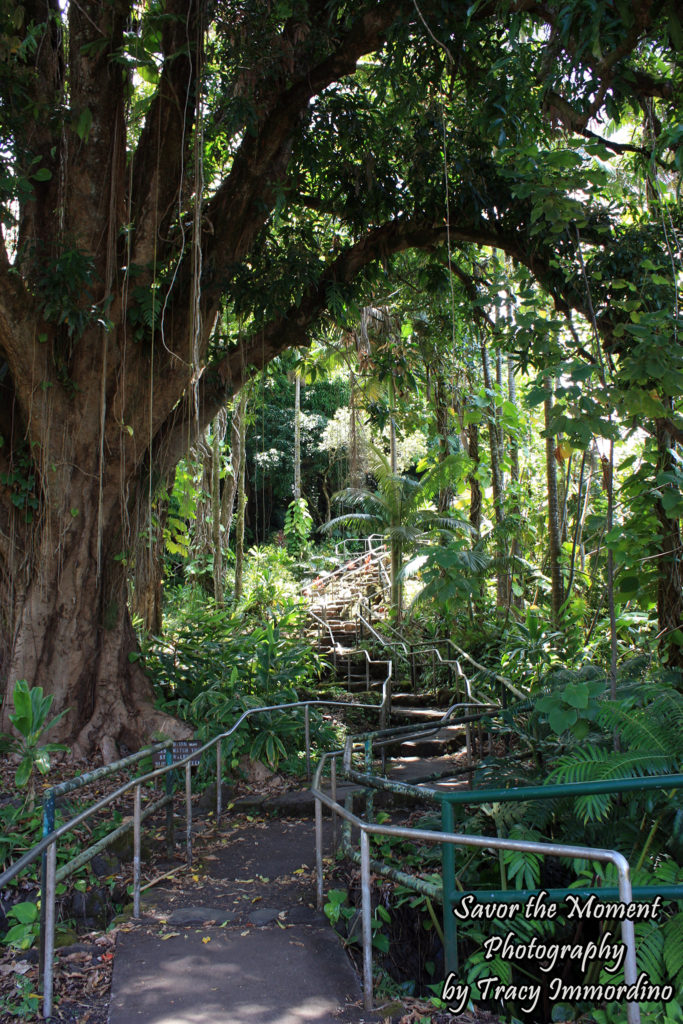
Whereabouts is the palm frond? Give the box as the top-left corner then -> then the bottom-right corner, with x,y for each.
399,554 -> 429,580
320,511 -> 379,533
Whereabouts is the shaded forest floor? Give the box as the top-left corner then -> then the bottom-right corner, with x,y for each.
0,756 -> 509,1024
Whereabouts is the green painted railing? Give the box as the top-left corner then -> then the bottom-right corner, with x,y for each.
439,773 -> 683,977
337,719 -> 683,1024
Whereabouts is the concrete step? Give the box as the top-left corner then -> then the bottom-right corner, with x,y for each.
383,725 -> 464,758
108,818 -> 384,1024
390,706 -> 449,722
390,691 -> 446,708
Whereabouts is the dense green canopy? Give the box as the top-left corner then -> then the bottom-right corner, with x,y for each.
0,0 -> 680,753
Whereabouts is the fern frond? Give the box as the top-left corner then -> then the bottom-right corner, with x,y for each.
663,912 -> 683,986
634,923 -> 666,985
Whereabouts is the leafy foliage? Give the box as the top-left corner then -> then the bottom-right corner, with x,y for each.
284,497 -> 314,557
147,590 -> 331,771
0,681 -> 67,808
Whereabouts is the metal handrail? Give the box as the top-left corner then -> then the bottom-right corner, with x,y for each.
1,695 -> 392,1018
333,534 -> 387,560
311,750 -> 649,1024
343,702 -> 495,768
305,542 -> 389,600
357,607 -> 526,702
315,719 -> 683,1024
307,607 -> 393,722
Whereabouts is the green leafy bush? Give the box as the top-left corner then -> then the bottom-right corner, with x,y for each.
0,680 -> 67,808
284,497 -> 314,556
2,901 -> 39,950
147,598 -> 332,772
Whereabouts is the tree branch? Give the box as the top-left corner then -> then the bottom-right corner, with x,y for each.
15,0 -> 65,262
130,0 -> 200,269
201,2 -> 404,282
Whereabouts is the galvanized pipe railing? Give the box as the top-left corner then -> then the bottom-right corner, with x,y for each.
311,752 -> 682,1024
38,738 -> 175,974
356,607 -> 525,703
342,702 -> 497,779
333,534 -> 387,560
0,694 -> 395,1019
305,541 -> 389,602
307,607 -> 393,725
406,633 -> 521,701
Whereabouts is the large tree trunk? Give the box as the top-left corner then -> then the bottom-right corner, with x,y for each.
1,461 -> 190,761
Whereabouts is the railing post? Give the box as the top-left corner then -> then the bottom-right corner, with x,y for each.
465,724 -> 473,787
39,791 -> 55,990
42,840 -> 57,1020
315,793 -> 324,911
441,801 -> 458,976
305,704 -> 311,783
614,856 -> 641,1024
331,757 -> 338,854
133,784 -> 141,918
410,645 -> 416,693
360,829 -> 373,1011
365,656 -> 370,692
364,738 -> 374,823
216,739 -> 222,821
185,761 -> 192,867
165,748 -> 175,856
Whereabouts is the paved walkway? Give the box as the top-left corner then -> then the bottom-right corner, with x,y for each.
109,814 -> 383,1024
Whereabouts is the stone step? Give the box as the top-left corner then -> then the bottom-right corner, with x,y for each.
390,706 -> 449,722
383,724 -> 464,758
390,691 -> 447,707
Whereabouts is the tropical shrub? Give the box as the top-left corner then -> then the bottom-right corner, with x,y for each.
0,681 -> 67,809
147,596 -> 332,772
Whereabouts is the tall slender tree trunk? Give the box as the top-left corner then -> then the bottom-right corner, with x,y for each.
467,422 -> 482,540
434,372 -> 452,513
349,367 -> 361,488
390,539 -> 402,622
565,449 -> 587,603
211,417 -> 224,605
578,448 -> 596,574
233,391 -> 249,602
655,415 -> 683,666
389,375 -> 398,475
495,349 -> 505,464
481,339 -> 506,605
605,438 -> 618,699
544,379 -> 564,622
222,391 -> 248,545
293,371 -> 302,500
506,359 -> 523,609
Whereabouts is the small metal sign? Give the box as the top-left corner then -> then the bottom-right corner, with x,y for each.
153,740 -> 201,768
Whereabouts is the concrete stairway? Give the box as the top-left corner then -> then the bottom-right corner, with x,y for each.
304,548 -> 472,764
